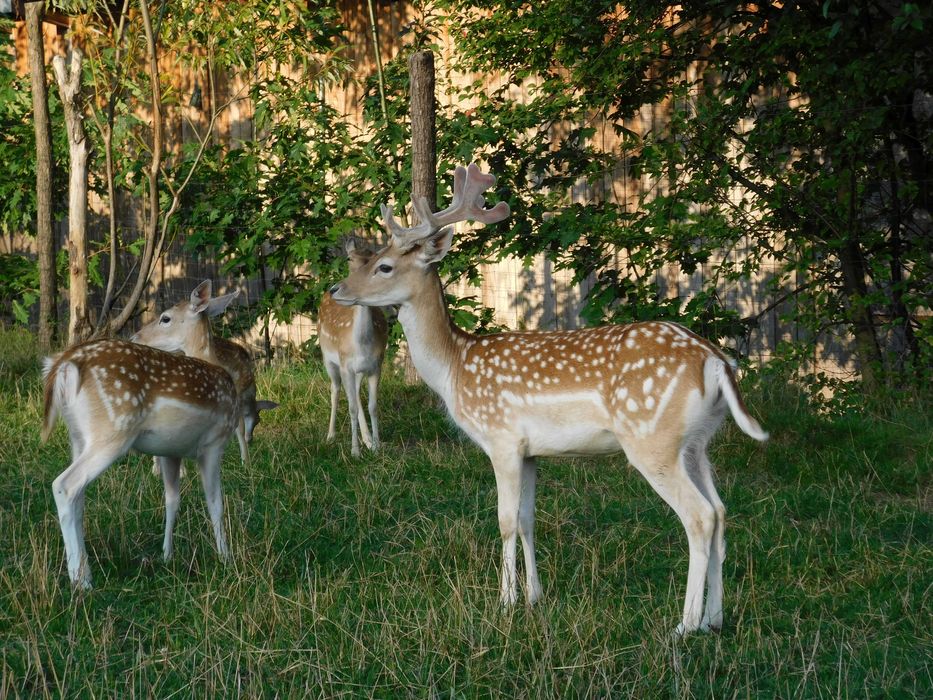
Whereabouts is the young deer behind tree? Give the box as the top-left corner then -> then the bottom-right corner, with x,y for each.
318,240 -> 389,457
329,163 -> 769,635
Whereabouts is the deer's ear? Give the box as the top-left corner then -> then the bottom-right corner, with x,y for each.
416,227 -> 454,266
206,290 -> 239,318
190,280 -> 212,314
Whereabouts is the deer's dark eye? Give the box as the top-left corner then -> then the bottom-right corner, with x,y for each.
160,314 -> 171,324
377,263 -> 393,274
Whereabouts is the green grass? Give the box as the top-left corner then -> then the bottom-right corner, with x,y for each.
1,332 -> 930,698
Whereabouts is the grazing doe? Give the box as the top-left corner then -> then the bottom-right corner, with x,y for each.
132,280 -> 278,469
329,163 -> 769,635
212,335 -> 278,446
318,240 -> 388,456
41,337 -> 238,589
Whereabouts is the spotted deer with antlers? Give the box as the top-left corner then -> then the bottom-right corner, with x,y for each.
41,313 -> 239,588
318,240 -> 389,456
329,163 -> 768,635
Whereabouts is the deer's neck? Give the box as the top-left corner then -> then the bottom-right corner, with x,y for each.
397,273 -> 471,406
352,305 -> 376,346
186,319 -> 222,367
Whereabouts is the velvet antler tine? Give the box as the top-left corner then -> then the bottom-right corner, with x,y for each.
381,163 -> 510,246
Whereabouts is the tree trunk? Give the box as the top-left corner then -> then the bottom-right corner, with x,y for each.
25,2 -> 57,351
838,238 -> 882,392
53,49 -> 93,345
95,0 -> 130,335
885,137 -> 919,376
100,0 -> 163,337
837,169 -> 882,393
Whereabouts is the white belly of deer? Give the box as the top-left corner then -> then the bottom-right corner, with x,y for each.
523,419 -> 620,456
460,390 -> 621,457
132,397 -> 228,458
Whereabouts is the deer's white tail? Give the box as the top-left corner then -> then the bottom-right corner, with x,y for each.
712,358 -> 769,442
41,357 -> 80,443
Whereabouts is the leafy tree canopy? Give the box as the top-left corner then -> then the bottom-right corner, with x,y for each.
428,0 -> 932,399
3,1 -> 930,403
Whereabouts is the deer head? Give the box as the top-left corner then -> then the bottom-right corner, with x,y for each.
330,163 -> 510,308
345,238 -> 378,273
132,280 -> 239,357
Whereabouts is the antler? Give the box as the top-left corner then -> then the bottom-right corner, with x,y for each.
382,163 -> 511,247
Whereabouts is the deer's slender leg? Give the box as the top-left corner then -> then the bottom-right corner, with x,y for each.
693,448 -> 726,631
197,443 -> 229,561
341,369 -> 362,457
159,456 -> 182,561
625,444 -> 717,636
490,445 -> 525,606
519,457 -> 542,603
52,440 -> 128,588
355,372 -> 373,449
367,369 -> 381,451
325,362 -> 341,443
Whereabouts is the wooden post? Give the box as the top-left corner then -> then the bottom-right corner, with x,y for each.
400,50 -> 437,383
409,50 -> 436,215
53,49 -> 93,344
25,1 -> 57,351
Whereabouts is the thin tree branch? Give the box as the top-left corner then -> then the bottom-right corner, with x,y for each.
95,0 -> 130,332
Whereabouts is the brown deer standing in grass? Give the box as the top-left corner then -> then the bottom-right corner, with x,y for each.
318,240 -> 389,457
41,327 -> 239,588
329,163 -> 768,635
133,281 -> 278,473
